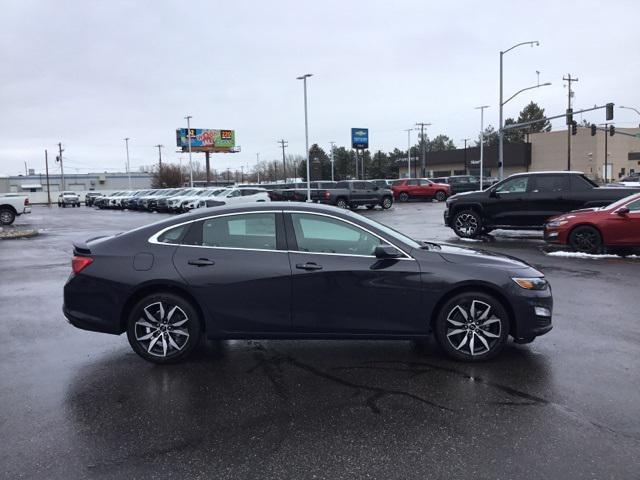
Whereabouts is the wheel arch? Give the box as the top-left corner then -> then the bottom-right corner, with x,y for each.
0,204 -> 18,215
120,282 -> 207,333
450,202 -> 484,218
429,282 -> 516,336
567,222 -> 603,240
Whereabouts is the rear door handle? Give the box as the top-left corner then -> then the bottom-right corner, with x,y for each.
188,258 -> 215,267
296,262 -> 323,271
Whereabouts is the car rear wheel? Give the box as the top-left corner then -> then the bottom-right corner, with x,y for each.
381,196 -> 393,209
434,291 -> 509,361
0,208 -> 16,225
126,292 -> 202,364
398,192 -> 409,202
569,225 -> 602,254
336,198 -> 348,209
452,210 -> 482,238
435,190 -> 447,202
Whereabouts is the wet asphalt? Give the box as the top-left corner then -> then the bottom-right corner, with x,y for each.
1,203 -> 639,479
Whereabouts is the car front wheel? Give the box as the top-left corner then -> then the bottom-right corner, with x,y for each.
381,196 -> 393,209
434,291 -> 509,361
452,210 -> 482,238
126,292 -> 202,364
569,225 -> 602,254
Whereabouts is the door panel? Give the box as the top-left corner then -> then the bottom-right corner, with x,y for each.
172,213 -> 292,333
484,176 -> 532,226
286,212 -> 422,333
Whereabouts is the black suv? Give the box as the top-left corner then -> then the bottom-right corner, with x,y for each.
444,171 -> 640,238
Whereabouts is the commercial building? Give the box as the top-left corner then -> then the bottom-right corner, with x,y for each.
0,172 -> 152,203
397,127 -> 640,182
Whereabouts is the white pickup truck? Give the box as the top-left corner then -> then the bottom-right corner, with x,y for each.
0,195 -> 32,225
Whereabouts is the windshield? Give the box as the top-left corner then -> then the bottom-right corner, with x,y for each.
602,193 -> 640,211
214,189 -> 231,197
347,212 -> 421,250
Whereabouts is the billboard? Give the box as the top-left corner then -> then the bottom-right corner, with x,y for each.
351,128 -> 369,149
176,128 -> 236,152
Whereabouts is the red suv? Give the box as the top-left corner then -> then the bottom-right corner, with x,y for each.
544,192 -> 640,253
392,178 -> 450,202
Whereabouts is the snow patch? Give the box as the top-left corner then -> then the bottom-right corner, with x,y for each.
545,251 -> 640,260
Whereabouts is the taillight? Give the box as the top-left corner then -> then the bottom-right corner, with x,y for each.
72,256 -> 93,274
24,198 -> 30,206
324,191 -> 330,199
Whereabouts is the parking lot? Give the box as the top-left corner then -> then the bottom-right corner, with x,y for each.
2,203 -> 639,479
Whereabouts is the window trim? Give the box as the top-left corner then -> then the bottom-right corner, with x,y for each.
148,210 -> 415,259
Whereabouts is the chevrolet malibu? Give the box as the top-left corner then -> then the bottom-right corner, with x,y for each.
63,203 -> 552,364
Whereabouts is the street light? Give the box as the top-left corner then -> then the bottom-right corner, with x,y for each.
404,128 -> 412,179
185,115 -> 194,187
124,137 -> 131,190
476,106 -> 490,190
461,138 -> 471,175
620,106 -> 640,127
297,73 -> 313,202
498,41 -> 543,180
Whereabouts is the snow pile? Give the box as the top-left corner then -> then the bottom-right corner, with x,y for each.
545,251 -> 640,260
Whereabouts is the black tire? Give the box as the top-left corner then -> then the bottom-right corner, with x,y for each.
381,196 -> 393,210
62,203 -> 66,208
434,291 -> 510,362
569,225 -> 602,254
398,192 -> 410,203
336,198 -> 348,209
0,207 -> 16,225
452,209 -> 482,238
126,292 -> 202,364
349,204 -> 359,211
435,190 -> 447,202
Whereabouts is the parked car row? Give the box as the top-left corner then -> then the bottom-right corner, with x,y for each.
91,187 -> 271,213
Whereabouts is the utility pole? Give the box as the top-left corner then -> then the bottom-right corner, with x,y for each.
185,115 -> 194,187
476,106 -> 490,190
563,74 -> 579,170
329,142 -> 336,181
256,153 -> 260,184
57,143 -> 65,191
461,138 -> 471,175
44,149 -> 51,206
124,137 -> 131,190
405,128 -> 412,178
415,122 -> 431,177
603,123 -> 609,183
155,144 -> 163,171
296,73 -> 313,201
278,139 -> 288,182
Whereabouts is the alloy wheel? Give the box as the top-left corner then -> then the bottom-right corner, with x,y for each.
0,210 -> 14,224
572,230 -> 600,253
454,213 -> 479,237
445,300 -> 501,356
382,197 -> 392,209
134,301 -> 190,358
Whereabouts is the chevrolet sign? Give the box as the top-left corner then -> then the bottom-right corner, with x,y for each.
351,128 -> 369,149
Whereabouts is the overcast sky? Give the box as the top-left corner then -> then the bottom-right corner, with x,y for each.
1,0 -> 638,176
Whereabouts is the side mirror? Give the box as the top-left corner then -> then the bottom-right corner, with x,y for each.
374,245 -> 403,259
616,206 -> 630,216
489,189 -> 498,198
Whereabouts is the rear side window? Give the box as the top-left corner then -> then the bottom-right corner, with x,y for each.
570,175 -> 596,191
392,180 -> 405,186
200,213 -> 276,250
336,181 -> 349,188
532,175 -> 570,193
157,224 -> 187,244
407,179 -> 419,186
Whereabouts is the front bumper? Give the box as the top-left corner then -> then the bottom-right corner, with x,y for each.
508,285 -> 553,341
543,226 -> 569,245
443,207 -> 451,226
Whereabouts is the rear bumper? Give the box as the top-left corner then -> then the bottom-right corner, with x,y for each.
22,206 -> 31,214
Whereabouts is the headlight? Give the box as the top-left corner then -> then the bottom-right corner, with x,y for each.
512,277 -> 548,290
546,220 -> 568,228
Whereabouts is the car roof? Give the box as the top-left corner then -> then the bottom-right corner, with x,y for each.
509,171 -> 584,176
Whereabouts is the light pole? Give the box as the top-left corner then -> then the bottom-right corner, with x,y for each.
329,142 -> 336,181
476,106 -> 490,190
185,115 -> 194,187
297,73 -> 313,201
404,128 -> 412,178
461,138 -> 471,174
499,41 -> 541,180
620,106 -> 640,127
256,152 -> 260,184
124,137 -> 131,190
415,122 -> 431,177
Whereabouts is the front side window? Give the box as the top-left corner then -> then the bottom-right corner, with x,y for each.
627,199 -> 640,212
196,213 -> 277,250
419,179 -> 432,186
495,177 -> 529,193
226,190 -> 241,198
291,213 -> 383,256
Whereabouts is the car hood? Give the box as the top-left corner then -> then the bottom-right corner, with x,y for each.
434,243 -> 536,271
548,208 -> 600,222
448,189 -> 485,200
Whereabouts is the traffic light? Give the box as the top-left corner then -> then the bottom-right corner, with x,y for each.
566,108 -> 573,125
606,103 -> 614,121
610,125 -> 615,137
590,124 -> 597,136
571,121 -> 578,135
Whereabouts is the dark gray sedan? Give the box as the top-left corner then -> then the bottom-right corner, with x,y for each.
63,203 -> 552,364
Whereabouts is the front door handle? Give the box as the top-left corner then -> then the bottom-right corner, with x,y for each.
188,258 -> 215,267
296,262 -> 323,271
